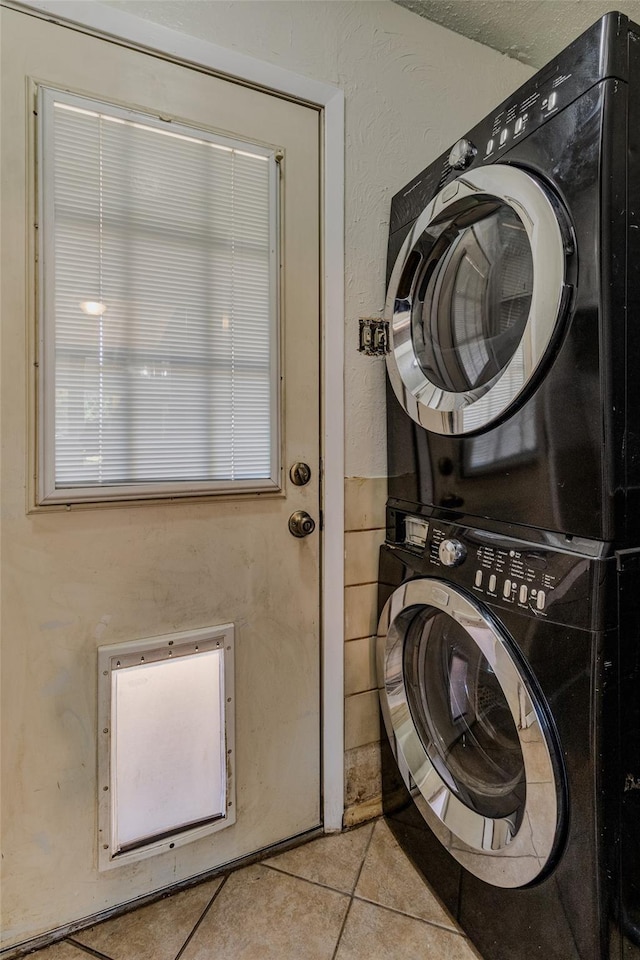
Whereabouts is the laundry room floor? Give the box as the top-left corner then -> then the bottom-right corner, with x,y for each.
29,819 -> 482,960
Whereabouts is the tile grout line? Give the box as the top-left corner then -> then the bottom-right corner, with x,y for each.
329,897 -> 354,960
173,876 -> 229,960
261,862 -> 355,896
66,939 -> 115,960
260,821 -> 376,897
350,893 -> 465,936
329,821 -> 378,960
336,819 -> 473,944
349,821 -> 377,897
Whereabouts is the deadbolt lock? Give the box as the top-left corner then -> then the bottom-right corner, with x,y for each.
290,462 -> 312,486
288,510 -> 316,538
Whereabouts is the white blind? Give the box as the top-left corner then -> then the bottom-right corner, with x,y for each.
41,89 -> 278,501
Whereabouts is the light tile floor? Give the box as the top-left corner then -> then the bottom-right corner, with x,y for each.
31,820 -> 482,960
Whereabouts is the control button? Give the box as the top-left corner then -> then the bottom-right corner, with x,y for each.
548,92 -> 558,110
448,137 -> 477,170
503,579 -> 511,598
536,590 -> 546,610
438,539 -> 467,567
475,570 -> 483,588
514,117 -> 524,135
486,138 -> 495,154
488,574 -> 497,592
499,128 -> 508,146
519,585 -> 528,604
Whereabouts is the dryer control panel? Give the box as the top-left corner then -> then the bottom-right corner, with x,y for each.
389,11 -> 630,237
386,508 -> 612,630
483,78 -> 567,161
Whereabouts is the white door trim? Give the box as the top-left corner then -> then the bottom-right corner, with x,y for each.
13,0 -> 345,833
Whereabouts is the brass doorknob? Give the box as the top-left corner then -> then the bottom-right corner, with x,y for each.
288,510 -> 316,538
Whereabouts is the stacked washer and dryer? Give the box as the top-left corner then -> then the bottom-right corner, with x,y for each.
377,13 -> 640,960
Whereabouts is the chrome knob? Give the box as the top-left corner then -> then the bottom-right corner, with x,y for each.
448,138 -> 477,170
438,538 -> 467,566
288,510 -> 316,538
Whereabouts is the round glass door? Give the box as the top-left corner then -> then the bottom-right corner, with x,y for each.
385,165 -> 571,435
377,578 -> 564,888
404,606 -> 527,823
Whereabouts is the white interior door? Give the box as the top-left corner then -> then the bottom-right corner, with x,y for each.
1,6 -> 321,948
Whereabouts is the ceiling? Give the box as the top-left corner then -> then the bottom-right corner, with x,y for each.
394,1 -> 640,67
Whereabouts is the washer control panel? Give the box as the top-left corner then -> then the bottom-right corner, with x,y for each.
428,525 -> 554,614
470,543 -> 554,611
395,511 -> 598,625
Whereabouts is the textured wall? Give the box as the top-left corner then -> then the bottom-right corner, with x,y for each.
395,0 -> 640,68
106,0 -> 534,478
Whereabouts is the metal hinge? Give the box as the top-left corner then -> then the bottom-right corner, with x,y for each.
358,317 -> 389,356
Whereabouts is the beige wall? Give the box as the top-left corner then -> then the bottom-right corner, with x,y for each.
1,0 -> 534,950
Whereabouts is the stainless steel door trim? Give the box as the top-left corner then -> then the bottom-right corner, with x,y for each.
385,165 -> 569,435
377,578 -> 561,888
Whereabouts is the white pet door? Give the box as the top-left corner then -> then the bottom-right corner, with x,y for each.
98,625 -> 235,869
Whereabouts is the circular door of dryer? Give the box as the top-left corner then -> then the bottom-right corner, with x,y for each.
386,164 -> 571,435
377,578 -> 564,888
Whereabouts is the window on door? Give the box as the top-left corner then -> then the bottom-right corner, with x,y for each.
37,87 -> 281,505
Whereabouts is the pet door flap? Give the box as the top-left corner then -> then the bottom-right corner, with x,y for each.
98,625 -> 235,869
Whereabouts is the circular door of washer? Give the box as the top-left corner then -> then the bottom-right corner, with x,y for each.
385,164 -> 572,435
377,578 -> 565,888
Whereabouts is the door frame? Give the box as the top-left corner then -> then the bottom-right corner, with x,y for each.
11,0 -> 346,832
